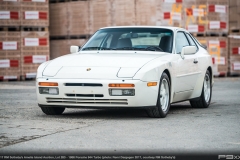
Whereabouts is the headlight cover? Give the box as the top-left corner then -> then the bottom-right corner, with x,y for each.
109,89 -> 135,96
39,87 -> 59,95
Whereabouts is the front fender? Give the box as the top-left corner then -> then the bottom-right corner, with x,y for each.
36,61 -> 52,78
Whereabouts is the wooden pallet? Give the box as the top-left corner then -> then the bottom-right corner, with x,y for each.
20,75 -> 36,81
228,72 -> 240,77
21,27 -> 48,32
229,28 -> 240,34
205,32 -> 228,37
0,76 -> 21,82
0,27 -> 21,32
213,71 -> 227,77
49,0 -> 87,3
190,33 -> 206,37
0,26 -> 48,32
50,34 -> 90,40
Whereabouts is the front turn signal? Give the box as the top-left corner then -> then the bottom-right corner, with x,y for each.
147,82 -> 157,87
39,82 -> 58,86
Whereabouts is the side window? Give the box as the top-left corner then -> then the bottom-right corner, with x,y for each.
175,32 -> 190,54
186,33 -> 198,48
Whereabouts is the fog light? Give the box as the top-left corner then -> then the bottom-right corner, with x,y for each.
109,89 -> 135,96
39,87 -> 59,95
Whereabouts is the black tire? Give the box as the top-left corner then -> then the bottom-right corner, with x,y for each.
146,72 -> 171,118
41,106 -> 65,115
190,70 -> 212,108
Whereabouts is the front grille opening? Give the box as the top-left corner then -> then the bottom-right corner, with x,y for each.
66,94 -> 104,97
45,97 -> 128,105
65,83 -> 103,87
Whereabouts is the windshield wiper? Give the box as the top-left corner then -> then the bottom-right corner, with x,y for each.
82,47 -> 116,51
82,47 -> 99,51
116,47 -> 138,50
116,47 -> 163,52
100,47 -> 116,50
143,46 -> 163,52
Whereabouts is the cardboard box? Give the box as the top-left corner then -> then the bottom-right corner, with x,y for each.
135,0 -> 161,26
89,0 -> 112,34
49,3 -> 68,36
20,0 -> 49,26
0,57 -> 20,80
0,0 -> 21,26
112,0 -> 135,26
68,1 -> 89,36
0,31 -> 21,58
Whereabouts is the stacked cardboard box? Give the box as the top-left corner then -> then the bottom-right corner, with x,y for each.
228,34 -> 240,75
49,0 -> 89,59
68,1 -> 89,36
111,0 -> 135,26
21,31 -> 49,79
206,0 -> 228,35
0,31 -> 21,80
49,3 -> 68,36
50,39 -> 87,60
197,37 -> 228,76
135,0 -> 161,26
0,0 -> 49,80
229,0 -> 240,30
20,0 -> 49,79
89,0 -> 111,34
228,1 -> 240,76
184,0 -> 208,34
50,1 -> 89,36
184,0 -> 228,35
0,0 -> 20,26
161,0 -> 184,27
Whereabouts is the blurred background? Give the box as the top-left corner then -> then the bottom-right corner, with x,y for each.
0,0 -> 239,81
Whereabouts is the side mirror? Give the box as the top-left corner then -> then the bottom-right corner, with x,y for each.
180,46 -> 197,59
70,45 -> 79,53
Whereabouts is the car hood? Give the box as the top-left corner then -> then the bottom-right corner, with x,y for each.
42,51 -> 168,79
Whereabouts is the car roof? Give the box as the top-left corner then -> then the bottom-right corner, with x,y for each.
100,26 -> 188,32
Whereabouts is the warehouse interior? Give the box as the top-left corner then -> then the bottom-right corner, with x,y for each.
0,0 -> 240,80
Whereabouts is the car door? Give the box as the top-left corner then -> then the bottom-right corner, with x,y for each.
173,31 -> 200,100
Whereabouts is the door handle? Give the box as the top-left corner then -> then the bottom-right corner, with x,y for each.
193,59 -> 198,64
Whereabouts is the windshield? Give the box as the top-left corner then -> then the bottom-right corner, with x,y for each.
81,28 -> 173,53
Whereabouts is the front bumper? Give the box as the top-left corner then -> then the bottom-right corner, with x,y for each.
36,78 -> 159,108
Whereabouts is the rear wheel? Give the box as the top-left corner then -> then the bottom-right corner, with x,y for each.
146,72 -> 171,118
41,106 -> 65,115
190,70 -> 212,108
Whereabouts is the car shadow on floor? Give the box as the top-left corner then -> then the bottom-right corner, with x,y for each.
53,103 -> 193,119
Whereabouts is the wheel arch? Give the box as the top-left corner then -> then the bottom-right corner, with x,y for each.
162,69 -> 172,102
207,66 -> 213,85
163,69 -> 171,85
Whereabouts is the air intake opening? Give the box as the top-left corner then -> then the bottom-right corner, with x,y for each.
66,94 -> 104,97
65,83 -> 103,87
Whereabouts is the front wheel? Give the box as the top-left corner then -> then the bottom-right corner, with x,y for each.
146,72 -> 171,118
190,70 -> 212,108
41,106 -> 65,115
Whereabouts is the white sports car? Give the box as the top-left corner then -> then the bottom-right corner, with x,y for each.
37,26 -> 213,118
